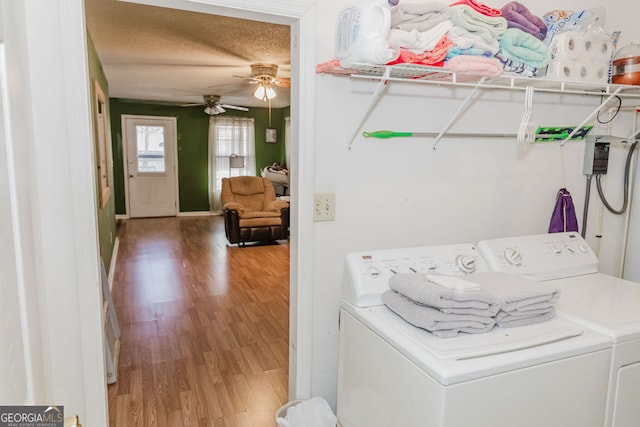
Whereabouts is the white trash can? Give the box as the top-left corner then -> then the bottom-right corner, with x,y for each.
275,397 -> 337,427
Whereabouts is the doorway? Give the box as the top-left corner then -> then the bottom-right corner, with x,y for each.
85,1 -> 301,421
122,115 -> 178,218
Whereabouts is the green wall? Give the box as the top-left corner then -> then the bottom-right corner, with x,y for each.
87,33 -> 117,272
109,100 -> 289,214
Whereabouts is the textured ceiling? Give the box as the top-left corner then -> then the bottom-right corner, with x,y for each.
84,0 -> 291,109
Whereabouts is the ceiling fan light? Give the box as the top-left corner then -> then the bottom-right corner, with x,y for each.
254,85 -> 266,100
204,105 -> 214,115
266,86 -> 276,100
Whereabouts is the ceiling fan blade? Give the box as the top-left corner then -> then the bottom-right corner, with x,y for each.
220,104 -> 249,111
232,74 -> 256,81
274,78 -> 290,88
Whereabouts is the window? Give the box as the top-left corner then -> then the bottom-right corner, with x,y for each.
208,117 -> 256,212
135,125 -> 166,173
93,80 -> 111,207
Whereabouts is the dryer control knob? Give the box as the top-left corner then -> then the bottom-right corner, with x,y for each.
504,247 -> 523,265
366,267 -> 382,278
455,255 -> 477,273
579,244 -> 589,253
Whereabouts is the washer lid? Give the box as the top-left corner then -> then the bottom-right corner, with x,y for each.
372,305 -> 582,360
552,273 -> 640,342
342,302 -> 611,385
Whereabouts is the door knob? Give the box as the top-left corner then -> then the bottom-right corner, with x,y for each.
129,175 -> 134,178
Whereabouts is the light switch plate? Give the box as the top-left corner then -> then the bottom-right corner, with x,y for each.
314,193 -> 335,221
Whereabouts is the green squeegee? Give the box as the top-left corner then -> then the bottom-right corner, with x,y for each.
362,126 -> 593,141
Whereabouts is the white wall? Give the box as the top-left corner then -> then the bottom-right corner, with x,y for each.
310,0 -> 640,408
2,0 -> 108,423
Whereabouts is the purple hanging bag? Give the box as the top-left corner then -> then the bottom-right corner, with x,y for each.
549,188 -> 579,233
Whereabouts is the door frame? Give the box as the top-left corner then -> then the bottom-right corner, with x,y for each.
14,0 -> 315,423
118,0 -> 317,400
121,114 -> 180,218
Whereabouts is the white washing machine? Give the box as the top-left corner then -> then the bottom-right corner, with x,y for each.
337,243 -> 612,427
478,231 -> 640,427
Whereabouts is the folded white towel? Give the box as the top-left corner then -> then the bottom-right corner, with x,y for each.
496,307 -> 556,328
383,290 -> 496,338
449,4 -> 508,43
389,273 -> 501,317
390,20 -> 453,53
391,1 -> 451,32
447,25 -> 500,54
463,272 -> 560,313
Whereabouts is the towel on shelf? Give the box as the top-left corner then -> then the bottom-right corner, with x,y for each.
445,46 -> 495,59
382,290 -> 496,338
387,36 -> 454,66
447,25 -> 500,54
449,0 -> 502,17
495,52 -> 539,77
449,4 -> 508,44
444,55 -> 503,76
390,20 -> 454,53
498,28 -> 551,69
495,307 -> 557,328
388,273 -> 501,317
391,1 -> 451,32
500,2 -> 547,41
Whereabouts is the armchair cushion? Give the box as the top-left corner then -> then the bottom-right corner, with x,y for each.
265,200 -> 290,212
222,201 -> 245,213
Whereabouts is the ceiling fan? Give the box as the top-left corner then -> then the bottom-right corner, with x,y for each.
187,95 -> 249,116
235,63 -> 291,101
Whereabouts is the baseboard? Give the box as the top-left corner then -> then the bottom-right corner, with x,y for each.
115,214 -> 128,220
108,237 -> 120,292
177,211 -> 219,217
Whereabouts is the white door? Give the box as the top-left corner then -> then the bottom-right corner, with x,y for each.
123,115 -> 178,218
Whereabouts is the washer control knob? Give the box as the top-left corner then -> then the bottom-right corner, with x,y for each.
456,255 -> 477,273
504,247 -> 523,265
565,246 -> 575,254
579,244 -> 589,253
366,267 -> 382,278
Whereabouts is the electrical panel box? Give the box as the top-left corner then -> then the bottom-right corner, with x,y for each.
584,137 -> 610,175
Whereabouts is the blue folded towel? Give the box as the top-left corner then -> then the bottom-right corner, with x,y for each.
498,28 -> 551,69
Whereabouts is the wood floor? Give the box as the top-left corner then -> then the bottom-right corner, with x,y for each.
108,216 -> 290,427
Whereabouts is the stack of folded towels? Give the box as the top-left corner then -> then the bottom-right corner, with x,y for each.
379,0 -> 552,77
382,271 -> 560,338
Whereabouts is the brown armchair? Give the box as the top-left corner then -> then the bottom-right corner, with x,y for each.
221,176 -> 289,245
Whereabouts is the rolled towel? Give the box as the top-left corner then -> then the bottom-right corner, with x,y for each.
500,1 -> 547,41
383,290 -> 496,338
498,28 -> 551,69
449,0 -> 502,17
389,273 -> 501,316
444,55 -> 503,76
391,1 -> 451,32
449,4 -> 508,43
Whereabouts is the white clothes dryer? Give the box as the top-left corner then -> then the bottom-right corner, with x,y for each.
478,232 -> 640,427
337,243 -> 611,427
